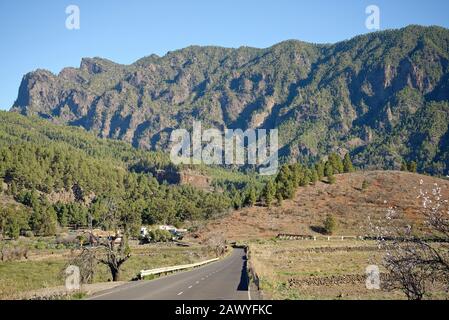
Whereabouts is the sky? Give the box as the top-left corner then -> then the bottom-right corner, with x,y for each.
1,0 -> 449,110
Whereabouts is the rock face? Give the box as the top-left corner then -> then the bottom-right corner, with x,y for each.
11,25 -> 449,174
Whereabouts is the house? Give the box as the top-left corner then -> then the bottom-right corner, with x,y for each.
140,227 -> 148,237
159,225 -> 177,232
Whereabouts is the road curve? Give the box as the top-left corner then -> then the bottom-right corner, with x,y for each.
89,248 -> 250,300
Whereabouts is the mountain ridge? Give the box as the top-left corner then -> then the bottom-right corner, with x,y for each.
11,25 -> 449,175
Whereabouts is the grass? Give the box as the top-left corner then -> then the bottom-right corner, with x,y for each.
249,240 -> 407,300
0,244 -> 215,299
0,260 -> 66,299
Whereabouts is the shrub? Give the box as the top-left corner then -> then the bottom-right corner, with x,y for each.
34,240 -> 48,250
24,230 -> 34,238
323,214 -> 337,235
145,229 -> 173,243
361,179 -> 370,190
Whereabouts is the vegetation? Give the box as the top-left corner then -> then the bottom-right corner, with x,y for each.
0,112 -> 236,237
0,243 -> 216,299
323,214 -> 337,235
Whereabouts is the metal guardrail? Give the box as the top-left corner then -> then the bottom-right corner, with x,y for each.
277,234 -> 363,241
139,258 -> 219,278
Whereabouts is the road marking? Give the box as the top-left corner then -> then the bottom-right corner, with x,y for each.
177,292 -> 183,296
196,281 -> 199,284
188,285 -> 192,289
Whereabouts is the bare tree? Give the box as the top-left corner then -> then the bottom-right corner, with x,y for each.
370,180 -> 449,300
97,233 -> 131,281
204,233 -> 227,257
93,199 -> 132,282
66,247 -> 97,285
69,198 -> 132,282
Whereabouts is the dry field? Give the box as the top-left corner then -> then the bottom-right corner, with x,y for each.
249,239 -> 449,300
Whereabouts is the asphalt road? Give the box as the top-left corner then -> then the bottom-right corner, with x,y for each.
89,248 -> 250,300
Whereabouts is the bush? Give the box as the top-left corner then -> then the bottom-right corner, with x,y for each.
145,229 -> 173,243
24,230 -> 34,238
361,179 -> 370,190
0,244 -> 29,262
323,214 -> 337,235
34,240 -> 48,250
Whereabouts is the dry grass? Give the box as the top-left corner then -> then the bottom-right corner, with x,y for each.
249,239 -> 449,300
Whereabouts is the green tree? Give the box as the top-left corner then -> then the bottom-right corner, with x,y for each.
400,162 -> 408,171
328,153 -> 344,174
263,180 -> 276,208
310,169 -> 319,185
315,162 -> 325,180
276,191 -> 283,206
246,185 -> 257,207
325,162 -> 335,184
343,153 -> 354,173
408,161 -> 417,173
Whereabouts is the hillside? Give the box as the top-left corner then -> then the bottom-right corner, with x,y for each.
195,171 -> 449,242
0,112 -> 239,238
10,25 -> 449,175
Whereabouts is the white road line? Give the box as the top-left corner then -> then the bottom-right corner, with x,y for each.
188,285 -> 193,289
177,292 -> 183,296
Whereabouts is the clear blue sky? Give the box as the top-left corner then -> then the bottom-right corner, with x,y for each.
1,0 -> 449,110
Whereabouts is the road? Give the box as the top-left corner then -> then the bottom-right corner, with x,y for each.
89,248 -> 250,300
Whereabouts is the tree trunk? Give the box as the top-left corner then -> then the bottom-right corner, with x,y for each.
110,265 -> 120,282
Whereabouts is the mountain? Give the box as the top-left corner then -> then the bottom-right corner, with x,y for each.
11,25 -> 449,175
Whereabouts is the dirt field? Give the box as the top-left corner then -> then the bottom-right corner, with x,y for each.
197,171 -> 449,242
248,239 -> 449,300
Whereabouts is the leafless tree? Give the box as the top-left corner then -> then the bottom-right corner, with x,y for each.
68,199 -> 132,282
96,232 -> 131,282
66,247 -> 96,284
370,180 -> 449,300
204,233 -> 227,257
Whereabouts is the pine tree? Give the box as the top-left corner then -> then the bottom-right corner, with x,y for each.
246,185 -> 257,207
328,153 -> 344,174
400,162 -> 408,171
325,162 -> 335,184
315,162 -> 325,180
408,161 -> 417,173
284,180 -> 295,199
343,153 -> 354,173
301,170 -> 311,187
264,180 -> 276,208
276,191 -> 283,206
310,169 -> 319,185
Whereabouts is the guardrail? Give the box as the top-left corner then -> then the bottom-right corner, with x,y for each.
277,234 -> 363,241
139,258 -> 219,278
276,234 -> 449,242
